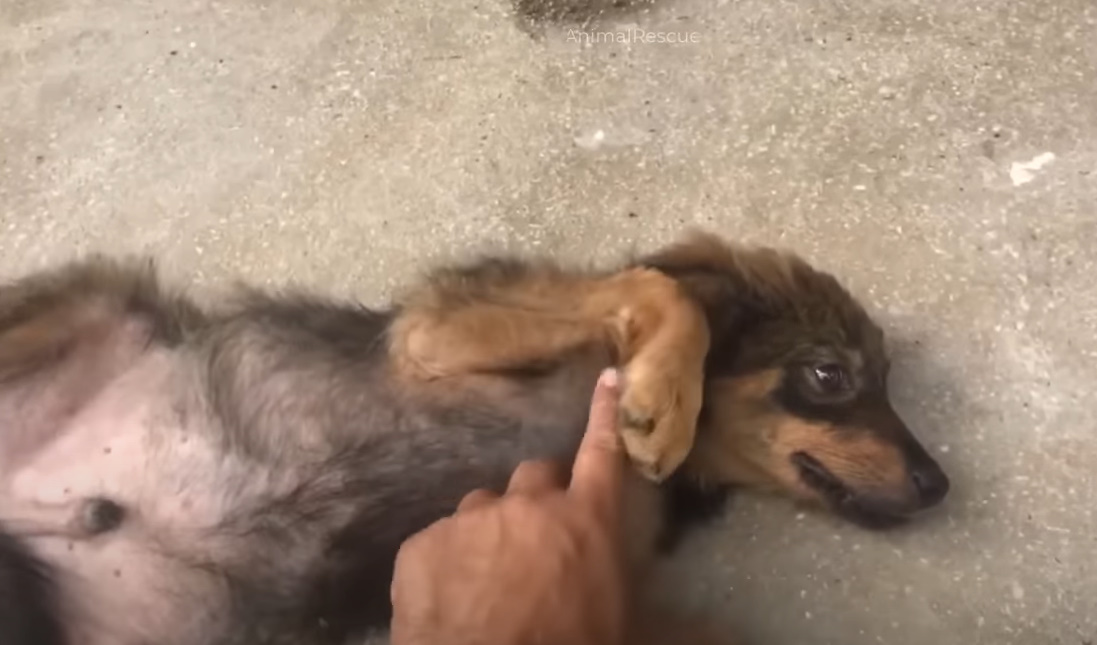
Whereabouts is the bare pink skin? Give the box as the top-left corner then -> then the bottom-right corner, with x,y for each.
0,252 -> 709,645
0,328 -> 306,645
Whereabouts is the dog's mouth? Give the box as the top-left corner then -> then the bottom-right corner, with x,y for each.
791,452 -> 909,530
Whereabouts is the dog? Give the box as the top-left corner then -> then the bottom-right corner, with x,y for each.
0,230 -> 949,645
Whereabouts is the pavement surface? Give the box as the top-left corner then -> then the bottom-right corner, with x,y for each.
1,0 -> 1095,643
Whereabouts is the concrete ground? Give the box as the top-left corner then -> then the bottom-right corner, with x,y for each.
2,0 -> 1095,643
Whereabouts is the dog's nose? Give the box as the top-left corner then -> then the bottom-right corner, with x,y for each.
910,461 -> 950,507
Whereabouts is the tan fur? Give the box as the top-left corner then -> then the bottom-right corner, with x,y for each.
0,232 -> 946,645
389,230 -> 942,518
772,419 -> 909,491
683,371 -> 790,492
390,265 -> 711,482
684,372 -> 912,510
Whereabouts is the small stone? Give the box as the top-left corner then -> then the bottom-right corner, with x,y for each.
1011,581 -> 1025,600
574,128 -> 606,150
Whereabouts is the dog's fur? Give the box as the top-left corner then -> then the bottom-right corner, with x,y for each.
0,231 -> 948,645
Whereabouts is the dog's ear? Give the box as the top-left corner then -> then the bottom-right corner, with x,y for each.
635,231 -> 761,352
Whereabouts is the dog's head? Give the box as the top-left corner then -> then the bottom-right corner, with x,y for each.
643,232 -> 949,529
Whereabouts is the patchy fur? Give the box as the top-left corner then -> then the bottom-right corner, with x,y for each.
0,231 -> 948,645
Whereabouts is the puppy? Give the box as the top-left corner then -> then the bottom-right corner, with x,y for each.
0,231 -> 948,645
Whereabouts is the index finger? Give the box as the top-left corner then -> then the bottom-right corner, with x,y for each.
568,368 -> 626,523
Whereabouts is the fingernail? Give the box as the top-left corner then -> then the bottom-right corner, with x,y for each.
599,368 -> 619,389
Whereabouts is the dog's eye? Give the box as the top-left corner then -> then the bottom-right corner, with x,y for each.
811,363 -> 851,393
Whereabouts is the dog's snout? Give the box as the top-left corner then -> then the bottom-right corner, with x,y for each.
910,460 -> 950,507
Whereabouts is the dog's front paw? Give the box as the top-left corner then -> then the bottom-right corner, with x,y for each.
617,358 -> 703,483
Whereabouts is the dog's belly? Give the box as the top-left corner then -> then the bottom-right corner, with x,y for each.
2,351 -> 258,645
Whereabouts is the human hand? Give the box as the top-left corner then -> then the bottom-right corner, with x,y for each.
389,368 -> 628,645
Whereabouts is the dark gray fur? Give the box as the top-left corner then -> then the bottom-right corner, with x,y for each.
0,255 -> 709,645
0,238 -> 946,645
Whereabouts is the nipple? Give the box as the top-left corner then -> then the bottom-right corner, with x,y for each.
76,497 -> 126,536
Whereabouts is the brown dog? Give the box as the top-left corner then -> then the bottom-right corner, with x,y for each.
0,230 -> 948,645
